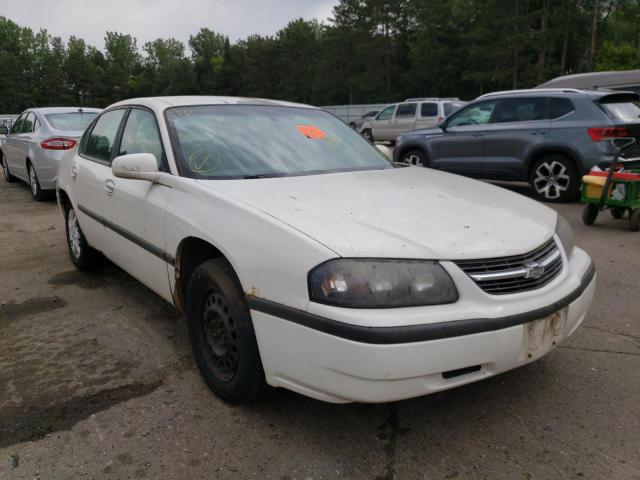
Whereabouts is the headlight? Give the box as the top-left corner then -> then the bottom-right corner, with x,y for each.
556,215 -> 575,258
308,259 -> 458,308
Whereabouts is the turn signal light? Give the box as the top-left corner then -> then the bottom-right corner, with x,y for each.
40,137 -> 77,150
587,127 -> 632,141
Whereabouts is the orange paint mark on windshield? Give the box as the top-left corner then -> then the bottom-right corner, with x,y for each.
296,125 -> 327,139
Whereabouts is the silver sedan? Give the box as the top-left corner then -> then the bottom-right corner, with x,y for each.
0,107 -> 101,200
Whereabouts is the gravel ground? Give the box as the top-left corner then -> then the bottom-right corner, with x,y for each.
0,177 -> 639,480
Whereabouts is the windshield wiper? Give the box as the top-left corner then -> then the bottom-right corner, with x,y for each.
242,173 -> 284,179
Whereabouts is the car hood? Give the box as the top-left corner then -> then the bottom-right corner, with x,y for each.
197,167 -> 557,260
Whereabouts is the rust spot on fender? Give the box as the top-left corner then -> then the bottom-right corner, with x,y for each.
246,287 -> 263,298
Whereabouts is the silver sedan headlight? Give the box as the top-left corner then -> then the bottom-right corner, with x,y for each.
556,215 -> 575,258
308,259 -> 458,308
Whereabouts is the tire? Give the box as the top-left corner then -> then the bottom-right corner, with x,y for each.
611,207 -> 627,219
186,258 -> 267,404
582,203 -> 599,226
630,209 -> 640,232
402,149 -> 427,166
27,162 -> 49,201
530,156 -> 580,203
1,153 -> 16,183
362,129 -> 374,143
64,203 -> 99,270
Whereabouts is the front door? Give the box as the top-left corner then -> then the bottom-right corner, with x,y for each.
4,113 -> 30,180
428,99 -> 499,176
102,108 -> 173,302
371,105 -> 397,141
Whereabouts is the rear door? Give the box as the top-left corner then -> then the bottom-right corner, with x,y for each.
415,102 -> 439,129
102,107 -> 173,302
391,102 -> 418,137
428,99 -> 498,176
371,105 -> 397,141
72,108 -> 127,252
484,97 -> 551,180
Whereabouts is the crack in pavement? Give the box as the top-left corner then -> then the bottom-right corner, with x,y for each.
582,325 -> 640,344
375,404 -> 411,480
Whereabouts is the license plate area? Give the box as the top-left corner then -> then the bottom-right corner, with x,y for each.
520,307 -> 567,361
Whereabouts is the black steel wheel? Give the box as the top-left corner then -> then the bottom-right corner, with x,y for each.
630,209 -> 640,232
187,258 -> 267,403
611,207 -> 626,219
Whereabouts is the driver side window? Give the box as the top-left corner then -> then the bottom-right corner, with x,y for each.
118,109 -> 165,170
376,105 -> 396,121
10,114 -> 25,134
447,100 -> 498,127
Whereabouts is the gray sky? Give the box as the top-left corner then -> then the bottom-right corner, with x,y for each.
0,0 -> 338,49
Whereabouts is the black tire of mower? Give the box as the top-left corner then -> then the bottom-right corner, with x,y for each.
530,155 -> 580,203
582,203 -> 599,226
630,209 -> 640,232
186,258 -> 268,404
611,207 -> 626,219
1,154 -> 16,182
64,203 -> 99,270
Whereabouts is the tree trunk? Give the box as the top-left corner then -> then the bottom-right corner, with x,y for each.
536,0 -> 551,84
512,0 -> 520,89
588,0 -> 599,70
559,1 -> 571,75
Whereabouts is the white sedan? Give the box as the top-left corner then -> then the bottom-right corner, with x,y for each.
56,96 -> 596,404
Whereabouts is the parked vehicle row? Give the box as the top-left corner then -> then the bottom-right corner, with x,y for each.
392,88 -> 640,202
360,98 -> 465,143
48,95 -> 595,405
0,107 -> 101,200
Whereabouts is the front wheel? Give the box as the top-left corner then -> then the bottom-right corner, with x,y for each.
65,204 -> 99,270
611,207 -> 626,219
530,156 -> 579,203
361,129 -> 374,143
630,209 -> 640,232
402,149 -> 427,166
582,203 -> 599,226
186,258 -> 267,404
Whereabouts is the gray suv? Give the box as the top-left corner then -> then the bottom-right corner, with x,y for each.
394,89 -> 640,202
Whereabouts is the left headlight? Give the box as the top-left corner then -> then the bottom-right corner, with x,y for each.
556,215 -> 575,258
308,259 -> 458,308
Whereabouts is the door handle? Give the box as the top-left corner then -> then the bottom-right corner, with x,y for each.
472,133 -> 485,137
70,164 -> 79,179
104,179 -> 115,196
532,131 -> 546,135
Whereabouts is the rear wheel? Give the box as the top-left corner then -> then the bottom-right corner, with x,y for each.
1,153 -> 16,183
64,203 -> 99,270
530,156 -> 579,203
186,258 -> 267,404
28,163 -> 48,201
582,203 -> 599,226
402,149 -> 427,166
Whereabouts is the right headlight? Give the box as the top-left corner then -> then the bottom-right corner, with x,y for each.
308,259 -> 458,308
556,215 -> 575,258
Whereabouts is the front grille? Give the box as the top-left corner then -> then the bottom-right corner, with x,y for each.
455,238 -> 563,295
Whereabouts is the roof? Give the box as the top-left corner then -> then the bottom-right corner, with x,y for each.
109,96 -> 316,110
537,70 -> 640,89
477,88 -> 629,100
30,107 -> 102,114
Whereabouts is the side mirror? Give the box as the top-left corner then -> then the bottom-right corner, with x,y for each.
112,153 -> 161,182
375,144 -> 393,160
437,122 -> 447,131
0,125 -> 8,135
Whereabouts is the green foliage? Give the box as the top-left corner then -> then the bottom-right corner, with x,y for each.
1,0 -> 640,112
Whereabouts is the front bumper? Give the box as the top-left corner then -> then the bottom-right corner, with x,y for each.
250,249 -> 596,403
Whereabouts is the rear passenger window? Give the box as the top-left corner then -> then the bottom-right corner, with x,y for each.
119,109 -> 165,169
396,103 -> 417,118
421,103 -> 438,117
493,98 -> 547,123
548,98 -> 574,119
82,109 -> 126,162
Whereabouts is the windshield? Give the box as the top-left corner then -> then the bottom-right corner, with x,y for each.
166,105 -> 392,179
45,112 -> 97,131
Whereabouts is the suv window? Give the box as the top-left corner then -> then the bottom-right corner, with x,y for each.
420,103 -> 438,117
119,109 -> 165,169
493,97 -> 547,123
82,109 -> 126,162
377,105 -> 396,121
447,100 -> 498,127
396,103 -> 417,118
548,98 -> 574,119
600,99 -> 640,121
